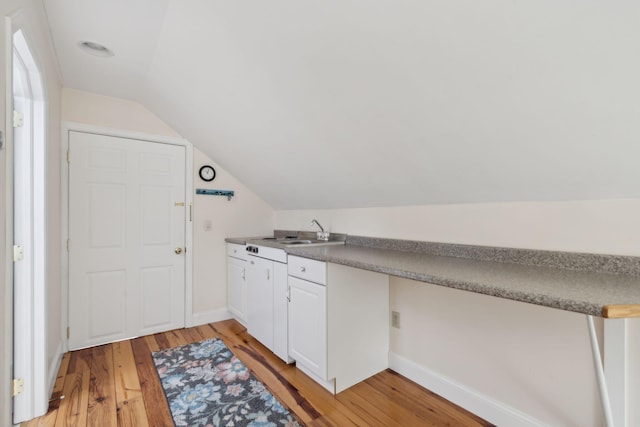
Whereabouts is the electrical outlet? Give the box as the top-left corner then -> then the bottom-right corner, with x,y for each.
391,311 -> 400,328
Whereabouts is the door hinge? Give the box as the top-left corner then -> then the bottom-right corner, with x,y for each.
67,327 -> 70,339
12,378 -> 24,397
13,110 -> 24,128
66,239 -> 70,252
13,245 -> 24,262
67,149 -> 70,163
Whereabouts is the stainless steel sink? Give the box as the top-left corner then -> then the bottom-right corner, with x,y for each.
279,239 -> 313,245
257,237 -> 344,247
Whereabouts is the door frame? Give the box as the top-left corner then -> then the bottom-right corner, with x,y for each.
61,122 -> 194,352
13,27 -> 47,422
3,15 -> 15,427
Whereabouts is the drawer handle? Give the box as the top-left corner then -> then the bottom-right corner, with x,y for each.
300,267 -> 306,272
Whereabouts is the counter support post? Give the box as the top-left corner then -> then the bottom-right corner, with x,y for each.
587,315 -> 614,427
604,318 -> 628,427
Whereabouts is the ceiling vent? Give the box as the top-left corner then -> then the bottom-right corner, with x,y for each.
78,41 -> 114,58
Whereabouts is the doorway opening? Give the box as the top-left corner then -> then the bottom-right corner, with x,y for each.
12,27 -> 47,423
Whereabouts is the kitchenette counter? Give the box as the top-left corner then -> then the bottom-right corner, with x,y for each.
225,230 -> 347,249
226,233 -> 640,318
225,236 -> 267,245
282,237 -> 640,319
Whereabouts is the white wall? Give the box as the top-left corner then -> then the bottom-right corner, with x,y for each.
191,148 -> 274,323
275,200 -> 640,426
61,88 -> 180,138
276,199 -> 640,256
1,0 -> 63,424
61,89 -> 275,326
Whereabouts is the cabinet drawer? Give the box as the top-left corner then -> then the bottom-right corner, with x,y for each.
227,243 -> 247,260
288,256 -> 326,285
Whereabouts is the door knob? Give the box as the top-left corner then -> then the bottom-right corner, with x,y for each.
175,247 -> 183,254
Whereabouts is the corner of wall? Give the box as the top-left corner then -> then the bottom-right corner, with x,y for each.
46,338 -> 64,396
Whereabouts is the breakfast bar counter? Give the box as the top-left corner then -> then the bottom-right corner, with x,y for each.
285,240 -> 640,319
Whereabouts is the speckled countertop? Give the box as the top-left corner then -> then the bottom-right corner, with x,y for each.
226,233 -> 640,318
226,236 -> 265,245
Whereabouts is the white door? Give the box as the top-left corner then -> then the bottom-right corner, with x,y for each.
68,131 -> 186,350
246,256 -> 274,351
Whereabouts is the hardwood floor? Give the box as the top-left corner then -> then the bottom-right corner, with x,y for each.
23,319 -> 493,426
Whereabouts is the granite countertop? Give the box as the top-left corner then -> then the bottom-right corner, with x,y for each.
286,243 -> 640,319
225,230 -> 347,249
225,236 -> 265,245
226,233 -> 640,318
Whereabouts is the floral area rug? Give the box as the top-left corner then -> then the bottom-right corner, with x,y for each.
152,338 -> 301,427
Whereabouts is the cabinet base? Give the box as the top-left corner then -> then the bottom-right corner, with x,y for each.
296,362 -> 335,394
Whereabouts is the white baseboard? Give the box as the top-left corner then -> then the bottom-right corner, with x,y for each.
388,352 -> 547,427
47,340 -> 64,396
189,309 -> 233,327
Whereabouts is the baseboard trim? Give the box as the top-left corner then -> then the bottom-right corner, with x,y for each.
47,340 -> 64,396
388,352 -> 547,427
189,309 -> 233,327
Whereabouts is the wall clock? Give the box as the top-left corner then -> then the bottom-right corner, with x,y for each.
199,165 -> 216,182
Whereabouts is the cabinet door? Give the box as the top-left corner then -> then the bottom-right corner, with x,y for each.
272,262 -> 291,363
227,256 -> 246,324
288,276 -> 327,379
246,257 -> 274,351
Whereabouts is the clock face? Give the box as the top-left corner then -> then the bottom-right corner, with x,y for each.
199,165 -> 216,182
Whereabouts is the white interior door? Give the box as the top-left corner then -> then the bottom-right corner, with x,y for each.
68,131 -> 186,350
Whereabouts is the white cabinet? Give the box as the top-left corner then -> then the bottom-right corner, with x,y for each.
272,262 -> 291,363
246,254 -> 291,363
288,275 -> 327,380
247,256 -> 274,350
288,256 -> 327,284
227,243 -> 247,325
288,256 -> 389,394
227,257 -> 247,323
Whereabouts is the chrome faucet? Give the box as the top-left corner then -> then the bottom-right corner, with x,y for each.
311,219 -> 325,233
311,219 -> 330,241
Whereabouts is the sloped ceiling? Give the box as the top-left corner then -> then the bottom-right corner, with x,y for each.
43,0 -> 640,209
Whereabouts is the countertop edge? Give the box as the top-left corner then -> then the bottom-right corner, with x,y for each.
602,305 -> 640,318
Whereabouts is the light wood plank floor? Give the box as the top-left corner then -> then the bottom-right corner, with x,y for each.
23,319 -> 494,426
